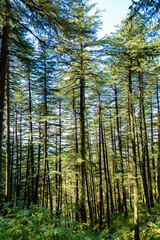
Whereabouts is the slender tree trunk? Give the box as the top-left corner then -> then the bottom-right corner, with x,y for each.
128,66 -> 139,240
79,42 -> 86,223
10,122 -> 14,201
104,128 -> 114,213
0,0 -> 10,206
86,124 -> 97,223
34,121 -> 41,204
57,99 -> 62,213
45,177 -> 49,208
55,129 -> 58,212
110,112 -> 121,212
28,71 -> 34,202
138,72 -> 151,215
156,79 -> 160,202
5,66 -> 10,202
24,142 -> 31,207
19,110 -> 22,198
84,165 -> 93,226
101,125 -> 110,227
110,114 -> 116,211
41,52 -> 47,207
151,97 -> 156,201
15,108 -> 20,199
91,169 -> 97,223
104,128 -> 114,214
134,107 -> 144,204
114,83 -> 127,216
73,89 -> 79,221
46,162 -> 53,213
98,93 -> 103,230
140,76 -> 153,207
126,132 -> 132,209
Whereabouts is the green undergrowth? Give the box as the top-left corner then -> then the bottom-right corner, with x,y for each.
0,202 -> 112,240
94,203 -> 160,240
0,202 -> 160,239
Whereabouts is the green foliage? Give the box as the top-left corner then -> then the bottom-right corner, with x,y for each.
0,203 -> 54,240
1,196 -> 160,240
139,204 -> 160,239
98,203 -> 160,240
0,203 -> 112,240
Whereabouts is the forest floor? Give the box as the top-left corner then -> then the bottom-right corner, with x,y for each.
0,202 -> 160,239
94,202 -> 160,239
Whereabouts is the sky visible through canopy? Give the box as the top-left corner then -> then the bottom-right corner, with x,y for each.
93,0 -> 132,37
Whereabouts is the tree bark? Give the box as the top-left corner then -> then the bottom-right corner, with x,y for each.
15,107 -> 20,199
101,125 -> 110,227
141,76 -> 153,207
110,112 -> 121,212
41,51 -> 47,207
138,72 -> 151,215
151,97 -> 156,201
0,0 -> 10,206
56,99 -> 62,214
5,64 -> 11,202
156,79 -> 160,202
114,83 -> 127,216
78,41 -> 86,223
34,121 -> 41,204
73,89 -> 79,221
28,71 -> 34,202
98,93 -> 103,230
104,129 -> 114,214
128,66 -> 139,240
86,123 -> 97,223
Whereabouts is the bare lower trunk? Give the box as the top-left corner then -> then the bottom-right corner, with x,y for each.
0,0 -> 10,206
128,67 -> 139,240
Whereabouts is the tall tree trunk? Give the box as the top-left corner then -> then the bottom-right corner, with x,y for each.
104,128 -> 114,214
46,162 -> 53,213
78,42 -> 86,223
110,112 -> 121,212
15,107 -> 20,199
41,52 -> 47,207
114,83 -> 127,216
19,110 -> 22,199
45,177 -> 49,208
86,123 -> 97,223
10,122 -> 14,201
5,65 -> 10,202
57,99 -> 62,214
128,66 -> 139,240
55,129 -> 58,212
24,142 -> 31,207
134,107 -> 144,204
34,121 -> 41,204
126,131 -> 132,209
73,89 -> 79,221
151,97 -> 156,201
28,71 -> 34,202
156,79 -> 160,202
141,76 -> 153,207
98,93 -> 103,230
101,125 -> 110,227
0,0 -> 10,206
84,165 -> 93,226
138,72 -> 151,215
